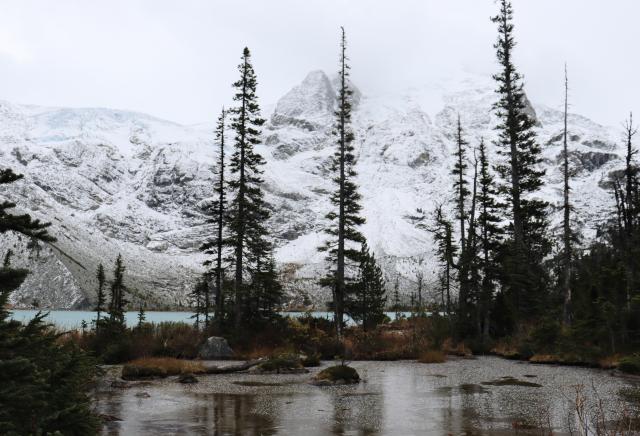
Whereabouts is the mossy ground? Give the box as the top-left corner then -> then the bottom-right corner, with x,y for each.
314,365 -> 360,383
256,355 -> 304,373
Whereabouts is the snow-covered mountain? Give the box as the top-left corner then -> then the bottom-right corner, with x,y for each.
0,71 -> 623,308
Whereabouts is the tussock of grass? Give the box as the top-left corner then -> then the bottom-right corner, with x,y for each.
418,350 -> 446,363
122,357 -> 205,379
314,365 -> 360,383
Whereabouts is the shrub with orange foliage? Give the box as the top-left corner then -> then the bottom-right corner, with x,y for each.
417,350 -> 446,363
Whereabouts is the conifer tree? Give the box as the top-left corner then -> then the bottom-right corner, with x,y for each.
432,205 -> 457,315
226,47 -> 270,329
491,0 -> 550,321
415,265 -> 425,315
347,242 -> 386,331
476,139 -> 501,339
202,107 -> 227,328
189,277 -> 207,329
461,151 -> 481,337
392,275 -> 401,320
453,115 -> 470,251
451,117 -> 475,335
613,113 -> 638,321
108,254 -> 127,327
251,253 -> 283,320
137,303 -> 146,328
561,66 -> 573,326
621,113 -> 638,234
94,263 -> 106,326
318,27 -> 366,337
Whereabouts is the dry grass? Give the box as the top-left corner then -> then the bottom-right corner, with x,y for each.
529,354 -> 559,363
598,354 -> 621,369
122,357 -> 206,379
490,341 -> 520,359
442,338 -> 472,357
343,328 -> 418,360
418,350 -> 446,363
236,344 -> 292,360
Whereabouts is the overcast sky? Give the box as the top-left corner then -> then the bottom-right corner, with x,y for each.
0,0 -> 637,126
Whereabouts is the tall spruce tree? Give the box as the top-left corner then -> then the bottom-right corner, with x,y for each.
347,242 -> 387,331
226,47 -> 270,329
491,0 -> 550,321
94,263 -> 106,326
318,27 -> 366,337
202,107 -> 227,329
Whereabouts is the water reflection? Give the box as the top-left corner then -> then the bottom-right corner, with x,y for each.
97,391 -> 279,435
95,357 -> 637,435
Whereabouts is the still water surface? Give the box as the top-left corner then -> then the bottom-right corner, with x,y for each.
10,310 -> 413,329
96,357 -> 639,435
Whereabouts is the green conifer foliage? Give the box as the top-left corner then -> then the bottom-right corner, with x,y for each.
347,242 -> 387,331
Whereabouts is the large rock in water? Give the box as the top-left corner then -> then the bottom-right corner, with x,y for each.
198,337 -> 234,359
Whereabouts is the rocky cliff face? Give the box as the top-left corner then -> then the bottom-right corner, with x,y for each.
0,72 -> 624,308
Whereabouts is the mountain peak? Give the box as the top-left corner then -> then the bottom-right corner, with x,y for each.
271,70 -> 335,130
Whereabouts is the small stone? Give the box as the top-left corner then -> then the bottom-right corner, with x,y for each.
110,380 -> 128,389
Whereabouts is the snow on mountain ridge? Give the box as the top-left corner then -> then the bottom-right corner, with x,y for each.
0,72 -> 624,308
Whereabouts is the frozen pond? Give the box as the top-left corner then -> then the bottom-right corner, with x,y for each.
95,356 -> 640,435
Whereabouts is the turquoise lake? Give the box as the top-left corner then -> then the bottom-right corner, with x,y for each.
9,310 -> 413,329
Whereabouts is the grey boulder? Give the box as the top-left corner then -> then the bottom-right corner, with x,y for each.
198,336 -> 234,359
